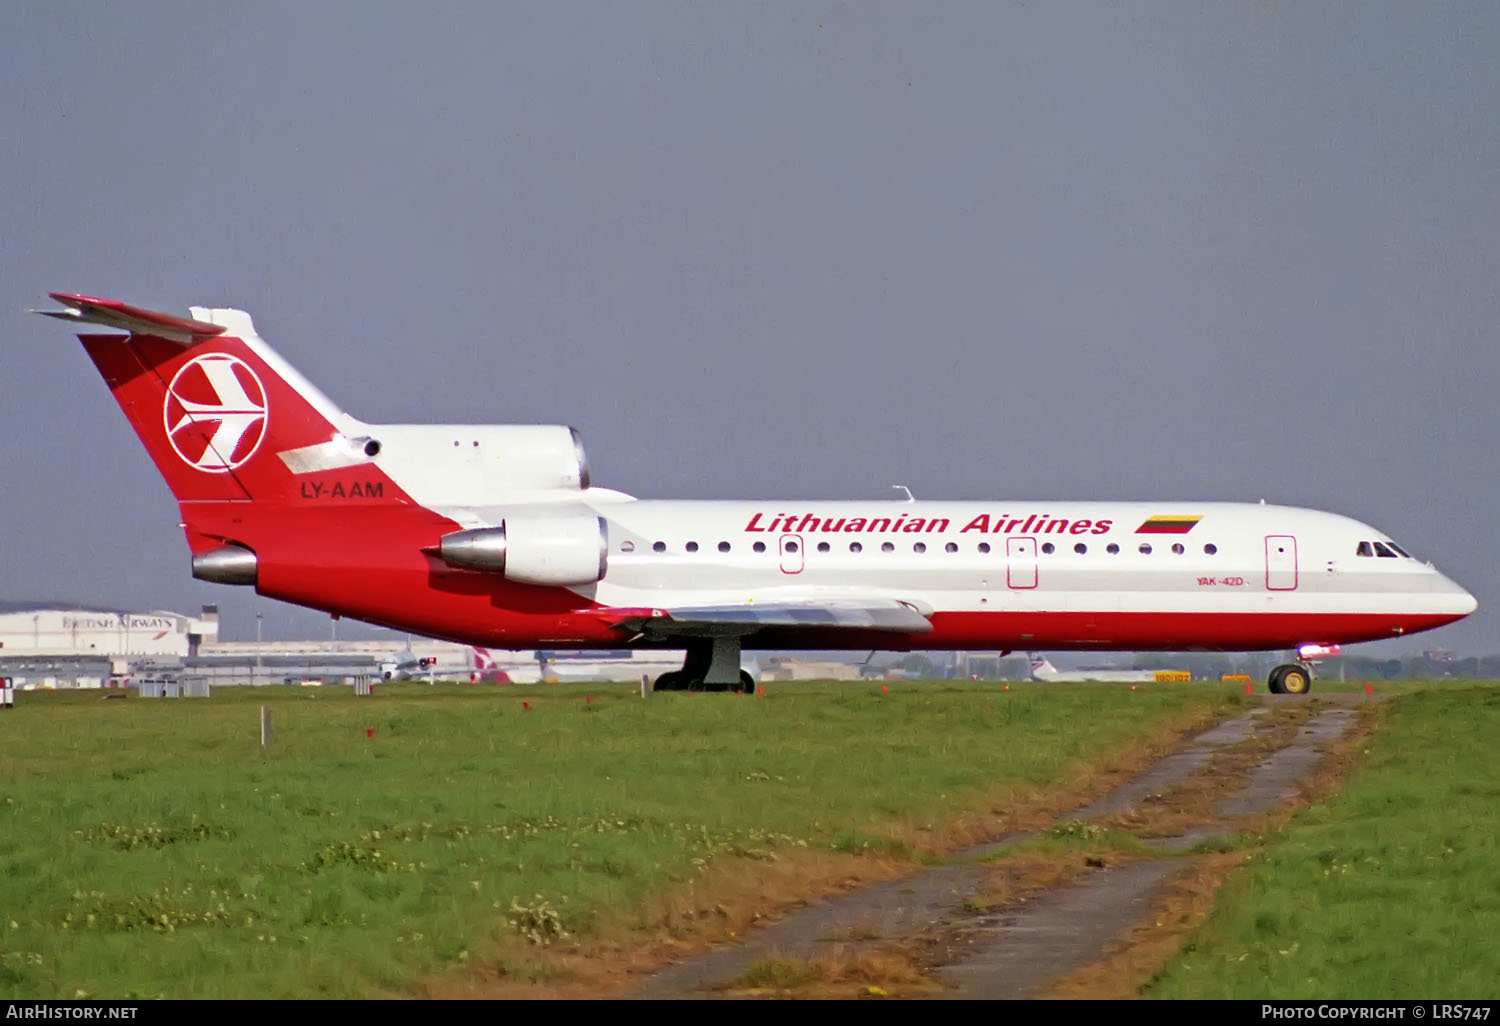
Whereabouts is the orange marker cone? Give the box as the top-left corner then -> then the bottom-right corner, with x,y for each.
1365,682 -> 1373,697
1245,679 -> 1252,696
880,685 -> 888,693
365,727 -> 374,738
522,701 -> 530,711
757,687 -> 765,697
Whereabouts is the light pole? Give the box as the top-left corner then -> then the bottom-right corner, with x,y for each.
255,611 -> 263,684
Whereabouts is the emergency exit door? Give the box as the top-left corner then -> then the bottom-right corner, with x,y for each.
1007,537 -> 1038,589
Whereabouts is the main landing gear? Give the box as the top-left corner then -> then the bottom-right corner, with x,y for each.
1267,663 -> 1313,695
652,637 -> 756,694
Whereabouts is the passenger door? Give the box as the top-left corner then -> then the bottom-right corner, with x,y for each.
1265,535 -> 1298,591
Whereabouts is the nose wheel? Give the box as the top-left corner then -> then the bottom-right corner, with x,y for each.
1267,663 -> 1313,695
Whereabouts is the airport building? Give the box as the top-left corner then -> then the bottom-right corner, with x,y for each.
0,605 -> 220,662
0,602 -> 909,690
0,604 -> 221,687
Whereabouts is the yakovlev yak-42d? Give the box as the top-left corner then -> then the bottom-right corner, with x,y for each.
39,293 -> 1477,695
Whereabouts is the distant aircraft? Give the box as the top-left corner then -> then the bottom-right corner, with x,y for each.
379,647 -> 527,683
1029,654 -> 1155,683
469,647 -> 518,684
378,652 -> 468,682
39,293 -> 1477,696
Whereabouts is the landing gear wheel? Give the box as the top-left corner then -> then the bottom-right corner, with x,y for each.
738,670 -> 756,694
1280,665 -> 1312,695
1267,666 -> 1287,695
656,638 -> 744,695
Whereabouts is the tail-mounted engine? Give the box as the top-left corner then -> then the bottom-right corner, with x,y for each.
439,514 -> 607,586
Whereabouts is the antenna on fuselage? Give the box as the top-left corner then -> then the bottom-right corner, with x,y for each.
892,484 -> 916,502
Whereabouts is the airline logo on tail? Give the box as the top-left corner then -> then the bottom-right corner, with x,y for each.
163,353 -> 268,472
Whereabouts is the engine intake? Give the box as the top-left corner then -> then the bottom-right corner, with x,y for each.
439,514 -> 607,586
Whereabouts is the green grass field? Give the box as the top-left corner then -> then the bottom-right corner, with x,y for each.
0,680 -> 1233,999
1148,684 -> 1500,998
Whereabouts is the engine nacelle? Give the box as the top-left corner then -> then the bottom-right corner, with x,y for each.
439,514 -> 607,586
361,424 -> 590,504
192,545 -> 258,586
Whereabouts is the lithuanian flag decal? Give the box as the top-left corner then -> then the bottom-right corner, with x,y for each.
1135,515 -> 1202,535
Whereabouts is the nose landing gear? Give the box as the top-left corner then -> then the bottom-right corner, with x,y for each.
1267,663 -> 1313,695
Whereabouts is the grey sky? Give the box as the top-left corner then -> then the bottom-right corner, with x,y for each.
2,2 -> 1496,652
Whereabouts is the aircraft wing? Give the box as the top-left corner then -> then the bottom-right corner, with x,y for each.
602,599 -> 933,641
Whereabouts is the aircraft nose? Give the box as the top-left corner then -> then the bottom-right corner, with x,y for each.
1437,572 -> 1479,616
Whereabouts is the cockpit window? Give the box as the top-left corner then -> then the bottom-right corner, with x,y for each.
1387,541 -> 1411,558
1372,541 -> 1397,558
1356,541 -> 1373,557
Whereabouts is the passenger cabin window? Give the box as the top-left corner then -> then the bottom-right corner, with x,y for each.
1138,543 -> 1152,554
753,541 -> 766,553
978,542 -> 991,554
913,542 -> 927,553
817,541 -> 830,553
1074,543 -> 1087,554
849,542 -> 863,553
718,541 -> 731,553
1106,543 -> 1120,554
652,541 -> 666,553
1203,543 -> 1217,555
685,541 -> 699,553
1041,542 -> 1055,554
620,540 -> 635,552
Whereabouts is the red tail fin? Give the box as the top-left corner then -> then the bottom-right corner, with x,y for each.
50,294 -> 403,506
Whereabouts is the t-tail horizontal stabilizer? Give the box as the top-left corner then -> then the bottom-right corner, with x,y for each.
35,293 -> 227,345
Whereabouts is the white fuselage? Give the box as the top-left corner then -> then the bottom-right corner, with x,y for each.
552,498 -> 1473,651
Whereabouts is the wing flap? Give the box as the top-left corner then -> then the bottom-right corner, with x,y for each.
605,599 -> 933,640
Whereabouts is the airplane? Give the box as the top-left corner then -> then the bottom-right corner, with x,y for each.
381,646 -> 542,683
377,651 -> 492,682
37,293 -> 1477,698
470,647 -> 528,684
1029,653 -> 1157,683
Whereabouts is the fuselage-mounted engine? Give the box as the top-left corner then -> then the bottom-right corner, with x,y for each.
438,513 -> 607,586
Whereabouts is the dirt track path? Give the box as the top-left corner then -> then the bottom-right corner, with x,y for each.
632,697 -> 1366,999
